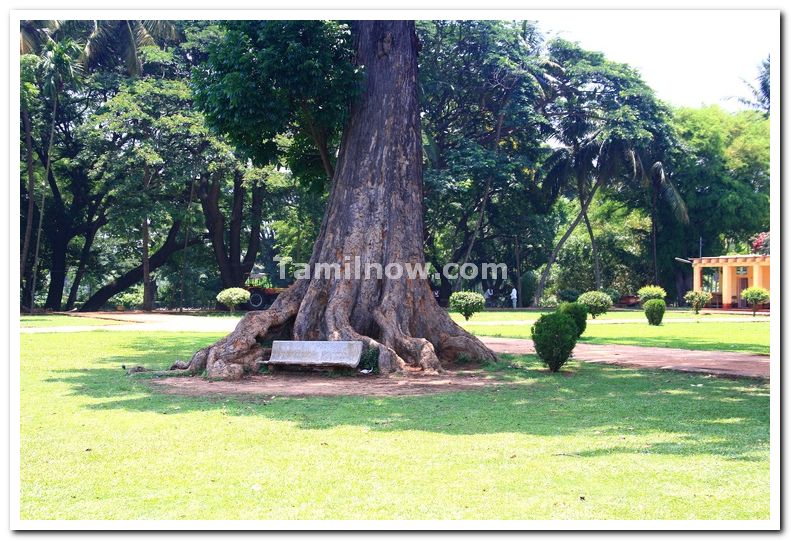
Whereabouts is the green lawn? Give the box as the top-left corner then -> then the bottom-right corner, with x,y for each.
20,331 -> 769,520
20,315 -> 120,328
451,309 -> 769,323
463,321 -> 770,355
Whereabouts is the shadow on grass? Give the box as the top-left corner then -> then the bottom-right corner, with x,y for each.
43,334 -> 769,461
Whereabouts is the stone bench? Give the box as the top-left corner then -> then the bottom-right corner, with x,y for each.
261,340 -> 363,369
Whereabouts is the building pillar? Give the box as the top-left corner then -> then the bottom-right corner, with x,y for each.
752,264 -> 763,288
721,265 -> 735,309
693,265 -> 702,291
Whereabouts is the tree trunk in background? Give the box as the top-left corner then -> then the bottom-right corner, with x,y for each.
534,178 -> 603,306
199,171 -> 265,288
141,216 -> 153,311
20,107 -> 36,280
29,94 -> 58,313
79,221 -> 196,312
172,20 -> 496,380
651,185 -> 659,284
582,210 -> 602,290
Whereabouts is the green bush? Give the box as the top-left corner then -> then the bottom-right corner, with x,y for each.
359,347 -> 380,373
684,290 -> 712,314
557,302 -> 588,337
216,287 -> 251,314
740,287 -> 770,316
537,293 -> 558,309
531,312 -> 578,372
637,285 -> 667,304
603,288 -> 621,304
644,299 -> 666,325
111,286 -> 144,309
449,291 -> 485,321
557,289 -> 580,303
577,290 -> 612,319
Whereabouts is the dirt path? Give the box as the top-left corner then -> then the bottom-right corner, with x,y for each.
24,312 -> 769,379
480,337 -> 769,379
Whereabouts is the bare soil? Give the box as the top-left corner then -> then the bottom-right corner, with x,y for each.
146,369 -> 513,398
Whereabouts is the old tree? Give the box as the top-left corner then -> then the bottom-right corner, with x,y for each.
172,21 -> 496,378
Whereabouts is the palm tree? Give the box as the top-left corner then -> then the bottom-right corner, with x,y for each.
739,56 -> 770,117
28,38 -> 82,312
533,137 -> 636,305
81,20 -> 179,76
640,159 -> 689,283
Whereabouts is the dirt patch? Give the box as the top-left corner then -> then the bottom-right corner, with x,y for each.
146,369 -> 511,398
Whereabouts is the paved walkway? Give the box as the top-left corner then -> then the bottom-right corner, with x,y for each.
23,312 -> 769,379
480,337 -> 769,379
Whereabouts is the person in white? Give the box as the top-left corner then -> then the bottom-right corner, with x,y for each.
510,286 -> 518,309
484,287 -> 493,307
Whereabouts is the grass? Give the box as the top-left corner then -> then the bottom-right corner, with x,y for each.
451,309 -> 769,323
463,321 -> 770,355
20,315 -> 120,328
20,331 -> 769,520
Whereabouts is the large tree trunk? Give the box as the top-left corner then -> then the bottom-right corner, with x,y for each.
172,20 -> 496,380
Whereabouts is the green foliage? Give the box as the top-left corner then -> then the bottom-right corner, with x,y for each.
110,286 -> 144,309
557,289 -> 580,303
603,288 -> 621,304
531,312 -> 578,372
637,285 -> 667,303
643,299 -> 666,326
449,291 -> 486,321
359,348 -> 380,373
577,291 -> 613,319
740,287 -> 770,316
557,302 -> 588,337
684,290 -> 712,314
192,20 -> 360,171
216,287 -> 250,313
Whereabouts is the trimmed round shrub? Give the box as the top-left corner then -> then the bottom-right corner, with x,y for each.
531,312 -> 578,372
449,291 -> 485,321
644,299 -> 666,325
684,290 -> 712,314
216,287 -> 251,314
741,286 -> 770,316
637,285 -> 667,304
577,290 -> 612,319
557,288 -> 580,303
557,302 -> 588,337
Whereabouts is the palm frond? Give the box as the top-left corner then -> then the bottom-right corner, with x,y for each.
651,162 -> 689,224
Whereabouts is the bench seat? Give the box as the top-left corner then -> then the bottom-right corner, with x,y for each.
261,340 -> 363,368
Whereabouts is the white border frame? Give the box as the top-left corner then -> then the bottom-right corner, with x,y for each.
5,5 -> 782,531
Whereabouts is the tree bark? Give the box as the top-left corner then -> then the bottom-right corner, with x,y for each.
171,20 -> 496,380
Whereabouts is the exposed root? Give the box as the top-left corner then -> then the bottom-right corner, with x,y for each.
167,280 -> 495,380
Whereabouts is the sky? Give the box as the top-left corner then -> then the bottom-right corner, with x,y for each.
532,10 -> 776,111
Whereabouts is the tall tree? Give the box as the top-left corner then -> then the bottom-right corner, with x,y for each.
173,20 -> 496,379
29,38 -> 82,312
533,39 -> 686,304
